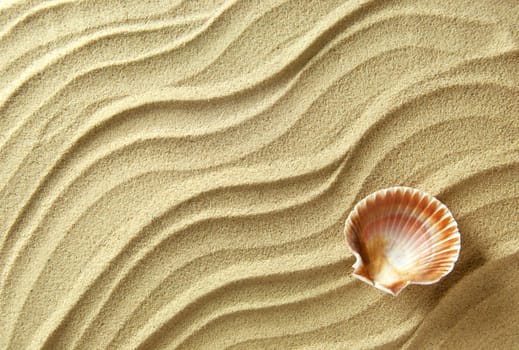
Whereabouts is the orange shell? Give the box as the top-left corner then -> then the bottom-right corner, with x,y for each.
345,187 -> 460,296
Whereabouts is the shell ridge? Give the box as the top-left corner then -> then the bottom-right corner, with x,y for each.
390,189 -> 430,255
386,189 -> 432,264
387,187 -> 407,254
416,224 -> 458,256
400,196 -> 455,258
412,247 -> 461,273
417,235 -> 460,257
409,219 -> 460,262
413,249 -> 460,284
402,195 -> 439,251
401,220 -> 458,261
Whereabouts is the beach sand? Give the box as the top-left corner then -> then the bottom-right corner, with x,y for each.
0,0 -> 518,349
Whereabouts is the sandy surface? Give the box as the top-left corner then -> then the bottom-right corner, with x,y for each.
0,1 -> 518,349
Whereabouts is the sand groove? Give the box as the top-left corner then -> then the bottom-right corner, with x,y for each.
0,0 -> 518,349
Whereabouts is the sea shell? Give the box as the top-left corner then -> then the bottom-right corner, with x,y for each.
345,187 -> 460,296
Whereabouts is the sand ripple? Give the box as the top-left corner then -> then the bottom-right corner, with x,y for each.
0,0 -> 518,349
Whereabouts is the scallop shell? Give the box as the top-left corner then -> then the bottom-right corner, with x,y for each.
345,187 -> 460,296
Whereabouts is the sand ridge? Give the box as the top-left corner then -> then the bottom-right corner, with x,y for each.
0,0 -> 518,349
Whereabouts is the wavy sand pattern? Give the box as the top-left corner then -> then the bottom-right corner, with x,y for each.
0,0 -> 518,349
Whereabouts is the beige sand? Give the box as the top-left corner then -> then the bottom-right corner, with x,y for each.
0,0 -> 518,349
